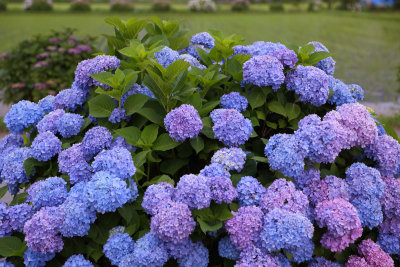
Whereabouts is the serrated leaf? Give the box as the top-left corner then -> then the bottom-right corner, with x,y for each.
142,175 -> 175,187
267,101 -> 286,116
114,126 -> 141,146
0,186 -> 7,199
124,94 -> 149,116
247,90 -> 266,109
190,136 -> 204,154
140,124 -> 159,145
0,236 -> 26,257
153,133 -> 179,151
252,156 -> 268,163
286,103 -> 301,120
160,159 -> 188,175
88,95 -> 116,118
199,100 -> 220,117
197,218 -> 222,234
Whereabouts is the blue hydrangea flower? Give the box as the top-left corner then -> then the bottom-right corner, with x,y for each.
37,109 -> 65,134
218,236 -> 240,260
127,178 -> 139,203
142,182 -> 175,216
199,163 -> 230,178
236,245 -> 280,266
1,147 -> 32,186
308,41 -> 336,75
62,254 -> 93,267
164,104 -> 203,142
328,77 -> 356,106
4,100 -> 44,134
174,174 -> 211,209
0,134 -> 23,153
103,233 -> 135,266
236,176 -> 266,206
186,44 -> 209,59
308,257 -> 342,267
177,241 -> 209,267
74,55 -> 120,88
23,248 -> 55,267
9,203 -> 33,232
264,134 -> 305,178
208,176 -> 237,204
242,55 -> 285,90
109,108 -> 127,124
120,233 -> 169,267
110,136 -> 135,152
38,95 -> 55,114
348,84 -> 364,101
92,147 -> 136,179
345,163 -> 385,199
191,32 -> 215,49
58,143 -> 86,174
27,177 -> 67,210
220,92 -> 248,112
53,88 -> 87,112
151,201 -> 195,244
211,147 -> 246,172
154,46 -> 180,68
122,84 -> 156,102
247,41 -> 286,56
210,109 -> 253,147
267,47 -> 298,68
69,160 -> 93,184
0,202 -> 12,237
56,113 -> 84,138
86,171 -> 131,213
81,126 -> 113,159
351,196 -> 383,229
285,65 -> 330,106
377,233 -> 400,255
165,238 -> 193,259
0,260 -> 15,267
179,54 -> 206,70
31,131 -> 62,162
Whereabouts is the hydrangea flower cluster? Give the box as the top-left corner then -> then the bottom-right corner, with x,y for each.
53,88 -> 87,111
154,46 -> 180,68
4,100 -> 44,134
220,92 -> 248,112
308,41 -> 336,75
190,32 -> 215,49
31,131 -> 62,162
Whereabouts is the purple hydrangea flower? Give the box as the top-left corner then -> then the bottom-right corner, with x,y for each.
27,177 -> 67,210
179,54 -> 206,70
103,233 -> 135,266
58,143 -> 86,174
164,104 -> 203,142
242,55 -> 285,90
4,100 -> 44,134
38,95 -> 55,114
211,147 -> 246,172
324,175 -> 350,201
92,147 -> 136,179
236,246 -> 280,267
218,236 -> 240,260
177,241 -> 209,267
56,113 -> 84,138
151,201 -> 195,244
236,176 -> 266,207
174,174 -> 211,209
308,41 -> 336,75
208,176 -> 237,204
62,254 -> 93,267
0,202 -> 12,237
293,167 -> 320,190
346,255 -> 368,267
142,182 -> 175,215
351,196 -> 383,229
165,238 -> 193,259
110,136 -> 135,152
81,126 -> 113,159
220,92 -> 248,112
380,177 -> 400,220
357,239 -> 394,267
53,88 -> 87,112
154,46 -> 180,68
0,134 -> 23,153
285,65 -> 330,106
191,32 -> 215,49
224,206 -> 264,251
8,203 -> 34,232
23,248 -> 55,267
303,179 -> 329,207
199,163 -> 230,178
267,47 -> 298,68
31,131 -> 62,162
109,108 -> 127,124
37,109 -> 65,134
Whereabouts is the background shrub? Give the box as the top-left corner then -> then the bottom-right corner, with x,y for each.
70,0 -> 91,12
0,0 -> 6,11
27,0 -> 53,11
270,0 -> 285,11
188,0 -> 217,12
153,0 -> 171,11
110,0 -> 134,12
231,0 -> 250,11
0,28 -> 96,104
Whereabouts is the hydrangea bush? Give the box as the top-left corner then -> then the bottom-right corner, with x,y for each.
0,16 -> 399,267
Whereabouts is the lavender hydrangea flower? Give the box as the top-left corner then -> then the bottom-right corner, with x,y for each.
328,77 -> 356,106
365,134 -> 400,177
303,179 -> 329,207
24,206 -> 64,253
103,233 -> 135,266
62,254 -> 93,267
58,143 -> 86,174
211,147 -> 246,172
174,174 -> 211,209
220,92 -> 248,112
151,201 -> 195,244
236,246 -> 280,267
164,104 -> 203,142
38,95 -> 55,114
325,175 -> 350,201
218,236 -> 240,260
1,147 -> 31,186
186,44 -> 209,60
53,88 -> 87,112
246,41 -> 286,56
74,55 -> 120,88
8,203 -> 33,232
267,47 -> 298,68
165,238 -> 193,259
142,182 -> 175,215
31,131 -> 62,162
27,177 -> 67,210
236,176 -> 266,206
0,260 -> 14,267
0,134 -> 23,153
224,206 -> 264,251
242,55 -> 285,90
37,109 -> 65,134
211,109 -> 253,147
293,167 -> 320,190
177,241 -> 209,267
23,248 -> 55,267
346,256 -> 368,267
285,65 -> 330,106
208,176 -> 237,204
154,46 -> 180,68
380,177 -> 400,219
0,202 -> 12,237
191,32 -> 215,49
110,136 -> 135,152
4,100 -> 44,134
81,126 -> 113,159
179,54 -> 206,70
92,147 -> 136,179
308,41 -> 336,75
199,163 -> 230,178
86,171 -> 131,214
357,239 -> 394,267
345,163 -> 385,199
264,134 -> 305,178
259,179 -> 310,217
56,113 -> 84,138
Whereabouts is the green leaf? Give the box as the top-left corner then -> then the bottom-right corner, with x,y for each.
160,159 -> 188,175
132,151 -> 149,168
114,126 -> 141,146
124,94 -> 149,116
153,133 -> 179,151
306,51 -> 331,65
0,186 -> 7,199
190,136 -> 204,154
383,124 -> 399,141
90,72 -> 114,87
213,204 -> 234,221
192,207 -> 214,221
197,218 -> 222,233
286,103 -> 301,121
0,236 -> 26,257
104,16 -> 126,31
197,47 -> 213,66
137,101 -> 166,125
252,156 -> 268,163
118,204 -> 137,224
10,193 -> 28,206
165,60 -> 190,83
142,175 -> 175,187
88,95 -> 116,118
267,101 -> 286,117
140,124 -> 159,145
23,157 -> 40,177
266,121 -> 277,129
188,91 -> 202,110
199,100 -> 220,117
247,90 -> 266,109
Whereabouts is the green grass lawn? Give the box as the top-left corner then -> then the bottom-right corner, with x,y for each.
1,4 -> 400,101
